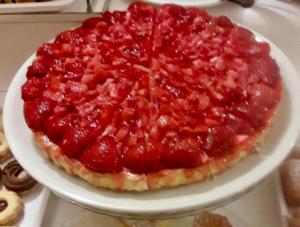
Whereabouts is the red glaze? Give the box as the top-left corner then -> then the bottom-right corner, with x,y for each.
80,136 -> 121,173
44,114 -> 69,141
24,98 -> 55,131
22,77 -> 44,101
22,3 -> 281,174
61,127 -> 91,158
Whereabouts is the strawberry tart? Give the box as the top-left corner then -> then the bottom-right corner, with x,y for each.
22,3 -> 282,191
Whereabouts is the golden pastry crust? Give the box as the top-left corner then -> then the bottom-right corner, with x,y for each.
34,123 -> 270,191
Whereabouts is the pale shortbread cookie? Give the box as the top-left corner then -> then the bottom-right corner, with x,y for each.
0,190 -> 23,225
0,132 -> 11,163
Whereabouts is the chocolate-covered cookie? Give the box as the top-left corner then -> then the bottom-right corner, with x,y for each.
3,160 -> 37,193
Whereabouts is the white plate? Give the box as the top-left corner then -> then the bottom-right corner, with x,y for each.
0,0 -> 75,13
3,30 -> 300,219
142,0 -> 221,7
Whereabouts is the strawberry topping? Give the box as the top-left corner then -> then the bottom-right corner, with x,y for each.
22,3 -> 281,174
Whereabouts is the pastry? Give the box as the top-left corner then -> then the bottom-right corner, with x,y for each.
281,160 -> 300,206
289,147 -> 300,160
2,160 -> 37,193
291,207 -> 300,219
120,219 -> 170,227
0,190 -> 22,225
289,218 -> 300,227
0,132 -> 11,163
193,212 -> 233,227
22,3 -> 281,191
0,110 -> 3,132
0,111 -> 11,163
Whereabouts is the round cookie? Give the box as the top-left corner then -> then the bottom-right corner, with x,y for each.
3,160 -> 37,193
0,190 -> 23,225
0,110 -> 3,132
119,219 -> 170,227
0,132 -> 11,163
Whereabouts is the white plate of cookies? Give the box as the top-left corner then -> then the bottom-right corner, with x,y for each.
142,0 -> 221,7
0,0 -> 75,13
0,110 -> 50,226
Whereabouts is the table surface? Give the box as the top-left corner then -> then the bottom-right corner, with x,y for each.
0,0 -> 299,226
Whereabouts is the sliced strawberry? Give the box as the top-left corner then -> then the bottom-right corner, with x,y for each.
55,29 -> 85,46
146,139 -> 164,172
61,127 -> 91,158
102,11 -> 127,25
230,27 -> 254,44
128,2 -> 156,22
235,102 -> 266,130
249,83 -> 277,108
250,58 -> 280,86
26,58 -> 50,78
21,77 -> 44,101
216,16 -> 233,28
123,142 -> 147,173
163,136 -> 202,168
24,98 -> 55,131
224,113 -> 255,135
80,136 -> 121,173
205,126 -> 234,157
37,43 -> 57,58
44,114 -> 69,141
247,42 -> 270,57
82,17 -> 104,29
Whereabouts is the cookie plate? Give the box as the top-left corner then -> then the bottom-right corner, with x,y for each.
3,29 -> 300,219
142,0 -> 221,7
0,0 -> 76,13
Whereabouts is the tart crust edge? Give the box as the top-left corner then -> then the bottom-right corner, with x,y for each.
33,118 -> 273,191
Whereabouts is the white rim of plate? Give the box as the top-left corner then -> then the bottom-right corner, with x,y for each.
3,30 -> 300,218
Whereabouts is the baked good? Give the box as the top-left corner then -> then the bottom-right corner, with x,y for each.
289,147 -> 300,159
193,212 -> 233,227
2,160 -> 37,193
0,110 -> 3,132
0,111 -> 10,164
291,207 -> 300,219
22,3 -> 282,191
119,219 -> 170,227
0,190 -> 23,225
0,132 -> 11,163
281,160 -> 300,206
289,218 -> 300,227
0,111 -> 11,163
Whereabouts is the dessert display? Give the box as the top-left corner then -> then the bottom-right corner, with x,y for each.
0,190 -> 23,225
22,2 -> 281,191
